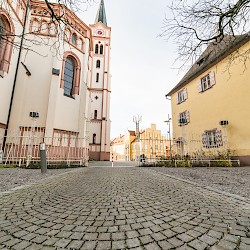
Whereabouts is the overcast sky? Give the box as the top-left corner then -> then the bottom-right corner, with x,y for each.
81,0 -> 185,138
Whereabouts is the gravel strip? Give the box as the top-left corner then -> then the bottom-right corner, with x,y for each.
145,167 -> 250,198
0,168 -> 78,192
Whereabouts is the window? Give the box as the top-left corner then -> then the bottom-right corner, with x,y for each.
64,57 -> 75,96
178,111 -> 190,126
61,52 -> 81,96
96,60 -> 100,68
95,44 -> 99,54
94,110 -> 97,119
0,15 -> 14,74
198,72 -> 216,92
93,134 -> 96,144
100,44 -> 104,54
202,129 -> 223,148
177,88 -> 187,104
96,73 -> 99,82
72,33 -> 77,45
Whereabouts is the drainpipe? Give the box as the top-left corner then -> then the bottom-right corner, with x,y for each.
2,0 -> 30,151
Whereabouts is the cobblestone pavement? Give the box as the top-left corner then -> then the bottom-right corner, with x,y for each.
0,168 -> 76,193
145,167 -> 250,199
0,167 -> 250,250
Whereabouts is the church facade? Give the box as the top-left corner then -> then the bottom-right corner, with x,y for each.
0,0 -> 111,163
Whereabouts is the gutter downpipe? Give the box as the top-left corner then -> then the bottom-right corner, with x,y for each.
2,0 -> 30,152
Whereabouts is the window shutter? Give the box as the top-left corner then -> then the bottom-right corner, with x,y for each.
185,110 -> 190,123
184,88 -> 188,100
198,80 -> 202,93
202,132 -> 207,147
176,95 -> 179,104
210,71 -> 216,86
215,130 -> 223,147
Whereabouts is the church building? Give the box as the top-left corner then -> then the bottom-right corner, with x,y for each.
0,0 -> 111,164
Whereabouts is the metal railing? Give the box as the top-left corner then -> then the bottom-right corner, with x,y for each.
0,128 -> 89,166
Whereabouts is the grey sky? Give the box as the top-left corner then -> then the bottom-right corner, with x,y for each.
82,0 -> 184,138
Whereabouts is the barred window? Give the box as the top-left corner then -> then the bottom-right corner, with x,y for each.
202,129 -> 223,148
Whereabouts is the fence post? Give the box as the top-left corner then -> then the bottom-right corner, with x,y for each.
40,143 -> 47,174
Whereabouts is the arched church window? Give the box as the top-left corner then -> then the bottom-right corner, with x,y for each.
61,52 -> 81,96
96,60 -> 100,68
0,15 -> 14,74
95,44 -> 99,54
100,44 -> 104,54
64,57 -> 75,96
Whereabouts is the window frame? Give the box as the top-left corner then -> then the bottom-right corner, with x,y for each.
63,57 -> 75,97
60,51 -> 81,97
201,74 -> 211,91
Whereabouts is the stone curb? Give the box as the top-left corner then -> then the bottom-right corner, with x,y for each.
149,169 -> 250,207
0,167 -> 85,196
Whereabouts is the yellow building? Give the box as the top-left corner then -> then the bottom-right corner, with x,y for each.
166,35 -> 250,165
110,131 -> 135,161
131,124 -> 169,161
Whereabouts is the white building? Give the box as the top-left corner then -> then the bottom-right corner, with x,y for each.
0,0 -> 111,163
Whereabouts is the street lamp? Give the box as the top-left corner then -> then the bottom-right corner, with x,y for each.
164,114 -> 172,159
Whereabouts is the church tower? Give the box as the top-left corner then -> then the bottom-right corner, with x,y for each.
89,0 -> 111,161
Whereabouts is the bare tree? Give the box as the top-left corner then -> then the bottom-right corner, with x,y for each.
160,0 -> 250,67
0,0 -> 96,57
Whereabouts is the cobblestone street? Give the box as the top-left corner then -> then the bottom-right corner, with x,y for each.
0,167 -> 250,250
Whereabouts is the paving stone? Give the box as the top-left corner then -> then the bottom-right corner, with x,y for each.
158,240 -> 175,250
144,242 -> 161,250
80,241 -> 97,250
67,240 -> 84,249
188,239 -> 208,250
11,240 -> 31,250
54,238 -> 71,248
112,240 -> 126,249
214,239 -> 237,250
126,238 -> 141,248
126,230 -> 140,239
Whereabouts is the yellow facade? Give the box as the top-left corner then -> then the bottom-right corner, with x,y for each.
131,124 -> 169,161
167,37 -> 250,165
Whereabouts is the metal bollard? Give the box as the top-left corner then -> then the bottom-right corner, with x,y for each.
40,143 -> 47,174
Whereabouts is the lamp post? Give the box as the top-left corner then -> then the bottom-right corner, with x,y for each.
164,114 -> 172,159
